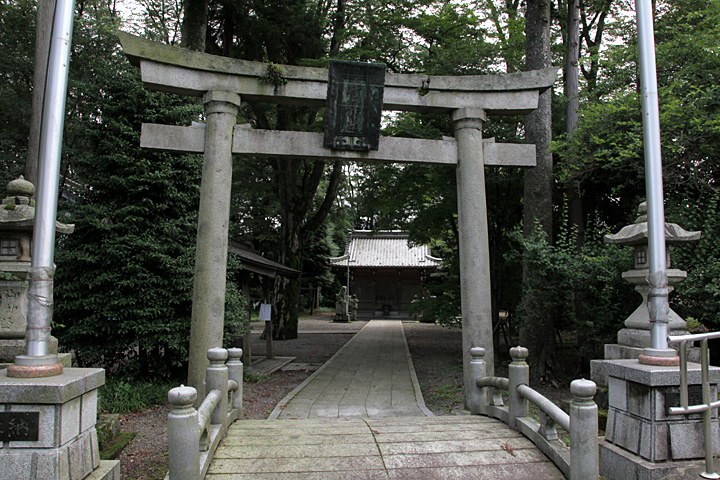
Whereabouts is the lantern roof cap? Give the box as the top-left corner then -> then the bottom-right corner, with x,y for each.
0,177 -> 74,234
605,201 -> 700,246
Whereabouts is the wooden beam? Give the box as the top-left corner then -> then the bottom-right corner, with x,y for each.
140,124 -> 536,167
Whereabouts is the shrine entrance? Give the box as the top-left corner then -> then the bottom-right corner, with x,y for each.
119,32 -> 557,404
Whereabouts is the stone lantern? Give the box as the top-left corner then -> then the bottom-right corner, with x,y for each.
0,176 -> 74,366
601,201 -> 700,363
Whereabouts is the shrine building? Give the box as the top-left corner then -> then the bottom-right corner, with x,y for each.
329,231 -> 440,319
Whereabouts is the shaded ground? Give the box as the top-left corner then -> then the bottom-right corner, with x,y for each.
116,317 -> 571,479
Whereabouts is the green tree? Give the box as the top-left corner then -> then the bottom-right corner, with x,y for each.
49,4 -> 204,380
0,0 -> 36,183
0,0 -> 247,381
520,0 -> 555,381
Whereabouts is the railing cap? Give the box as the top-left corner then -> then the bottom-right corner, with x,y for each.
207,347 -> 229,363
570,378 -> 597,401
168,385 -> 197,406
510,346 -> 529,362
227,347 -> 243,360
470,347 -> 486,359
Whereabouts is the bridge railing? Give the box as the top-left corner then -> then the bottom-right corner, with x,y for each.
166,347 -> 243,480
469,346 -> 598,480
667,331 -> 720,479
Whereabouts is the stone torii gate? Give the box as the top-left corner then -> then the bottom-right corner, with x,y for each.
119,33 -> 557,404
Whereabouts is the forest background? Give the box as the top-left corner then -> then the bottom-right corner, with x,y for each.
0,0 -> 719,384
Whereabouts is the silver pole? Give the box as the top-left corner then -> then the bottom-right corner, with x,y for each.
19,0 -> 75,364
635,0 -> 673,359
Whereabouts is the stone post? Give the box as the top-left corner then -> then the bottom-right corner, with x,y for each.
167,386 -> 200,480
187,91 -> 240,404
226,347 -> 243,415
452,108 -> 494,406
205,348 -> 229,429
468,347 -> 488,414
508,346 -> 529,429
570,379 -> 598,480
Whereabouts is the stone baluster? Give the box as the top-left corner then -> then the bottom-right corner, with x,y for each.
227,347 -> 244,415
508,346 -> 529,429
468,347 -> 488,414
167,386 -> 200,480
569,378 -> 598,480
206,347 -> 229,428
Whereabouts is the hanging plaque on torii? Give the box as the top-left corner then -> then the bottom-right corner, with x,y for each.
324,60 -> 385,151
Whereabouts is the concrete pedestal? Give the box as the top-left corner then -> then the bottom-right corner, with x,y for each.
0,367 -> 119,480
593,337 -> 701,387
597,359 -> 720,480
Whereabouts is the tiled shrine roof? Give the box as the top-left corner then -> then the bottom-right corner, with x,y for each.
328,231 -> 441,269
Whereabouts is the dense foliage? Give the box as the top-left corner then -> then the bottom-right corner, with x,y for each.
555,0 -> 720,331
1,1 -> 247,381
50,5 -> 201,380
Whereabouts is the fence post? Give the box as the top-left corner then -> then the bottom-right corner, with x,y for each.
168,386 -> 200,480
468,347 -> 487,414
227,347 -> 243,416
569,378 -> 598,480
206,347 -> 229,428
508,346 -> 529,429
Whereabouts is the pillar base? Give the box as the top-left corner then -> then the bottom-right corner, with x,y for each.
0,367 -> 113,480
600,438 -> 720,480
7,354 -> 64,378
597,359 -> 720,479
639,354 -> 680,366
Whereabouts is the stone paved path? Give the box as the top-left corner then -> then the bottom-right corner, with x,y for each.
269,320 -> 431,419
207,320 -> 565,479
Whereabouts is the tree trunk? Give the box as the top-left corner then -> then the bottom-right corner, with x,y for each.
520,0 -> 554,382
181,0 -> 208,51
272,224 -> 302,339
25,0 -> 55,185
271,157 -> 343,339
329,0 -> 345,56
272,152 -> 301,340
523,0 -> 553,237
580,0 -> 612,96
566,0 -> 584,247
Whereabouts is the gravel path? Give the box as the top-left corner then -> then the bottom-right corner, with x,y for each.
115,317 -> 568,479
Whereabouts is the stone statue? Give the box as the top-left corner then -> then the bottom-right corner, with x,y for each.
349,295 -> 359,321
334,286 -> 348,322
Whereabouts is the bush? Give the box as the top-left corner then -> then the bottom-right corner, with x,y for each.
98,378 -> 175,414
508,220 -> 635,363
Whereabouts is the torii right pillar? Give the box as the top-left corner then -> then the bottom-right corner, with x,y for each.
453,108 -> 494,404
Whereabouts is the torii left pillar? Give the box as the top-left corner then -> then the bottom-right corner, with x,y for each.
187,91 -> 240,404
453,108 -> 494,407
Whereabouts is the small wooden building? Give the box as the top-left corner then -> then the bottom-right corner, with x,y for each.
329,231 -> 440,319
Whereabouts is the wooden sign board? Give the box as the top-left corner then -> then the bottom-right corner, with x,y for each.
324,60 -> 386,151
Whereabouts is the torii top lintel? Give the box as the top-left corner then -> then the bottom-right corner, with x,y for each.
118,32 -> 558,116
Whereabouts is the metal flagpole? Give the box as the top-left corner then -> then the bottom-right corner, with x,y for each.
635,0 -> 677,364
8,0 -> 76,377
